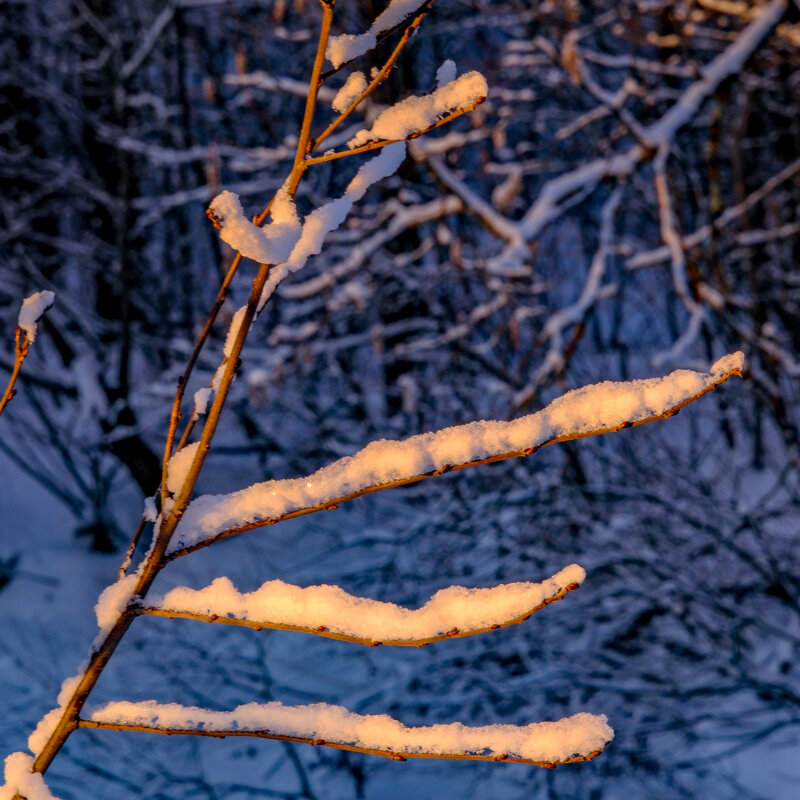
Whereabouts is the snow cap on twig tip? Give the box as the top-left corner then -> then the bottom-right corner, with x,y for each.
18,290 -> 55,343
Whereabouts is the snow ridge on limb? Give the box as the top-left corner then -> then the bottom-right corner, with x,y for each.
84,700 -> 613,766
326,0 -> 431,69
168,353 -> 744,557
143,564 -> 585,647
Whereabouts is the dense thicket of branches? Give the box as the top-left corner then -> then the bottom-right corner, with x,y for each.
2,1 -> 799,798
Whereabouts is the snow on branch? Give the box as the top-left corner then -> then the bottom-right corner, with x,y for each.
332,71 -> 368,113
347,71 -> 488,148
256,142 -> 407,309
18,291 -> 55,344
167,353 -> 744,557
82,700 -> 612,767
0,752 -> 62,800
206,188 -> 301,265
326,0 -> 431,69
142,564 -> 584,647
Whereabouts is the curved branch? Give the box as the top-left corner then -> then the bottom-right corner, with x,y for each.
167,354 -> 744,559
139,565 -> 584,647
80,701 -> 612,768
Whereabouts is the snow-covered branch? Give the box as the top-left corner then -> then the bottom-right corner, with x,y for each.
168,354 -> 744,557
142,564 -> 584,647
0,752 -> 61,800
82,700 -> 613,767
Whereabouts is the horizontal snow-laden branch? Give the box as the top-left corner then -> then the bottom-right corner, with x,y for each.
82,700 -> 613,767
141,564 -> 584,647
167,353 -> 743,557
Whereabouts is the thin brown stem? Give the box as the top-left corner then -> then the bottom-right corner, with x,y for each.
319,0 -> 436,81
160,190 -> 279,514
30,6 -> 337,776
288,0 -> 335,192
116,515 -> 147,580
0,329 -> 30,419
77,719 -> 605,768
159,252 -> 242,510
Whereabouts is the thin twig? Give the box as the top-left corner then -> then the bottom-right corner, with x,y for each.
116,516 -> 147,581
77,719 -> 606,768
0,329 -> 31,419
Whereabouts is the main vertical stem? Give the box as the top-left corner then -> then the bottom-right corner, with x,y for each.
30,1 -> 335,776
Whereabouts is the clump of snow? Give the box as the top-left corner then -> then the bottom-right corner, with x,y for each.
257,143 -> 406,310
143,496 -> 158,523
347,72 -> 488,148
192,387 -> 213,419
332,71 -> 368,113
18,290 -> 55,343
166,442 -> 200,497
210,304 -> 249,392
435,59 -> 457,87
326,0 -> 429,69
169,354 -> 743,554
95,574 -> 139,633
88,700 -> 612,763
208,187 -> 300,264
27,673 -> 83,758
151,564 -> 584,643
0,752 -> 62,800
